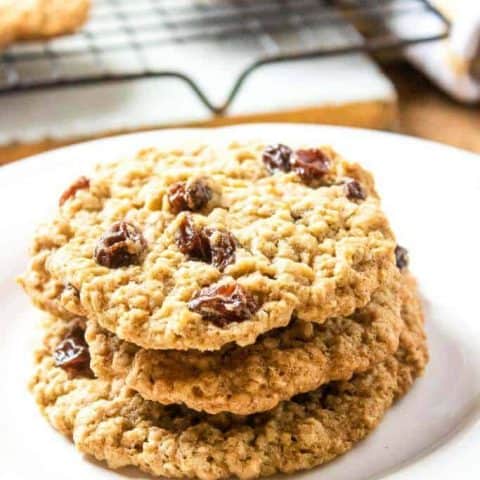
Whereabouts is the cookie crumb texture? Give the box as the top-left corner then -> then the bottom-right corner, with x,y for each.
20,142 -> 396,351
30,279 -> 427,480
0,0 -> 90,49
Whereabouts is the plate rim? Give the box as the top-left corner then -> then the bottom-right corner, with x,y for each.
1,123 -> 480,179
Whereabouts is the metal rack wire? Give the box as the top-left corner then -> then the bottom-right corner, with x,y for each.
0,0 -> 449,114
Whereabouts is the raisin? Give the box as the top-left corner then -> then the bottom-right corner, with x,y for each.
59,176 -> 90,206
188,281 -> 259,327
176,215 -> 211,263
168,178 -> 212,214
395,245 -> 409,270
94,221 -> 147,268
262,144 -> 293,173
205,228 -> 237,271
54,321 -> 92,378
344,180 -> 366,201
291,149 -> 330,184
176,215 -> 237,271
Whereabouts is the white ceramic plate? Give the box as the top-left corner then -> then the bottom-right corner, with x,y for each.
0,124 -> 479,480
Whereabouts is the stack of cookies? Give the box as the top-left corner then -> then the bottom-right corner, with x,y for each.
19,140 -> 428,480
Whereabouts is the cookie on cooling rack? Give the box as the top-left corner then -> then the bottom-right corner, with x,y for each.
0,0 -> 90,49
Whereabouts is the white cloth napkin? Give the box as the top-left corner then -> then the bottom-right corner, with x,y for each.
404,0 -> 480,103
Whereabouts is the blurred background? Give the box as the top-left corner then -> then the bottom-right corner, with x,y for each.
0,0 -> 479,165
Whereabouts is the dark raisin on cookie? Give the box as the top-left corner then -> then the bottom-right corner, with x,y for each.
291,149 -> 330,184
176,214 -> 211,263
168,178 -> 212,214
205,228 -> 237,271
188,281 -> 259,327
54,321 -> 92,378
262,144 -> 293,173
176,215 -> 237,271
395,245 -> 409,270
59,176 -> 90,206
94,221 -> 147,268
344,180 -> 366,201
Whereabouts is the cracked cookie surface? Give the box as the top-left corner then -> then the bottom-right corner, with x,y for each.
86,268 -> 403,414
20,142 -> 396,351
29,275 -> 427,480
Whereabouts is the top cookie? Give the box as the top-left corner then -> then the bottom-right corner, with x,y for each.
20,141 -> 396,351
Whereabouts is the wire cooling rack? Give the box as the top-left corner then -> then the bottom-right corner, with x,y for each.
0,0 -> 449,114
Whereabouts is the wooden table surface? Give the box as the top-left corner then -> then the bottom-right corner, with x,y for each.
386,63 -> 480,154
